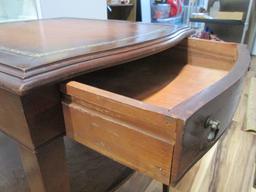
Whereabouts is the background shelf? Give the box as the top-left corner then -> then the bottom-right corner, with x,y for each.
108,3 -> 134,7
190,17 -> 244,25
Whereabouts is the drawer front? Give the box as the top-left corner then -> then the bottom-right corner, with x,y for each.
171,78 -> 244,184
62,81 -> 176,185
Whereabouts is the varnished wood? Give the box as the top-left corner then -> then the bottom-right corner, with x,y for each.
62,85 -> 175,184
0,49 -> 252,192
163,185 -> 170,192
181,37 -> 237,70
19,137 -> 70,192
0,19 -> 250,191
169,40 -> 250,184
61,38 -> 250,185
0,85 -> 70,191
0,132 -> 29,192
171,78 -> 244,183
73,55 -> 228,109
0,89 -> 33,147
0,85 -> 65,149
105,59 -> 256,191
0,19 -> 194,192
0,132 -> 134,192
145,62 -> 256,191
0,19 -> 193,95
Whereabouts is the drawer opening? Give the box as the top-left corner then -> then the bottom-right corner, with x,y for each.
61,38 -> 240,185
72,38 -> 234,109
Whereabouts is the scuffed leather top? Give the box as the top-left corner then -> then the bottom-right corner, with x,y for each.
0,18 -> 193,95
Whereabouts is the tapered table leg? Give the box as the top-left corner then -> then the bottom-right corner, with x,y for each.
19,136 -> 70,192
163,184 -> 170,192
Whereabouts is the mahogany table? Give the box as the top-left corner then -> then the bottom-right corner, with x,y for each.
0,19 -> 249,192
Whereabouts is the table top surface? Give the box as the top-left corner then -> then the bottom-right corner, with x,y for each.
0,19 -> 178,72
0,18 -> 193,95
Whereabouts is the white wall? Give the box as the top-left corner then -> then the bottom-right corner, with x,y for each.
38,0 -> 107,20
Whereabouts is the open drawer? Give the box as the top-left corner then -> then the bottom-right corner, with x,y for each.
61,38 -> 250,185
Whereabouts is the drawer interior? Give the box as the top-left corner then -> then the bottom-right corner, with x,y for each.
62,38 -> 238,185
73,39 -> 233,109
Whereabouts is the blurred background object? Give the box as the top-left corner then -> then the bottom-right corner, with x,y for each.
189,0 -> 255,44
0,0 -> 38,22
143,0 -> 186,25
107,0 -> 137,21
0,0 -> 107,23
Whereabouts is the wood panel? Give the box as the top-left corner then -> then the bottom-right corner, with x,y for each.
144,57 -> 256,192
62,82 -> 176,184
19,137 -> 70,192
0,85 -> 65,149
0,19 -> 193,191
160,38 -> 237,71
169,40 -> 250,185
74,49 -> 228,109
0,132 -> 134,192
0,132 -> 29,192
1,57 -> 255,191
0,89 -> 33,147
185,38 -> 237,70
62,81 -> 177,142
62,39 -> 250,185
171,78 -> 244,184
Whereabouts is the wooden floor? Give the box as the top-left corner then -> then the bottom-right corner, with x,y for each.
143,57 -> 256,192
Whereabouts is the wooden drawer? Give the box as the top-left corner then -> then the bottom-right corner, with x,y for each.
61,38 -> 250,185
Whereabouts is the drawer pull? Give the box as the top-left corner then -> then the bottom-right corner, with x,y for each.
205,119 -> 220,141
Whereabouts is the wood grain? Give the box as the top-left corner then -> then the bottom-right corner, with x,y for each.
19,137 -> 70,192
0,19 -> 193,192
74,49 -> 228,109
62,38 -> 250,185
0,20 -> 252,192
62,92 -> 175,184
143,57 -> 256,192
0,19 -> 194,95
170,39 -> 250,184
0,85 -> 70,192
0,132 -> 134,192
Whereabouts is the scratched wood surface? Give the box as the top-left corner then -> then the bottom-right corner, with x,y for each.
0,57 -> 254,192
143,57 -> 256,192
61,39 -> 250,186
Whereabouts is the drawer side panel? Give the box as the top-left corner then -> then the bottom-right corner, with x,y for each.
63,101 -> 174,184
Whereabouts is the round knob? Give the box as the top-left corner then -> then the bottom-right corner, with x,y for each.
204,119 -> 220,141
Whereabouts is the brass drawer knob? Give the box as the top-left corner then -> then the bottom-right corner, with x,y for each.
204,119 -> 220,141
